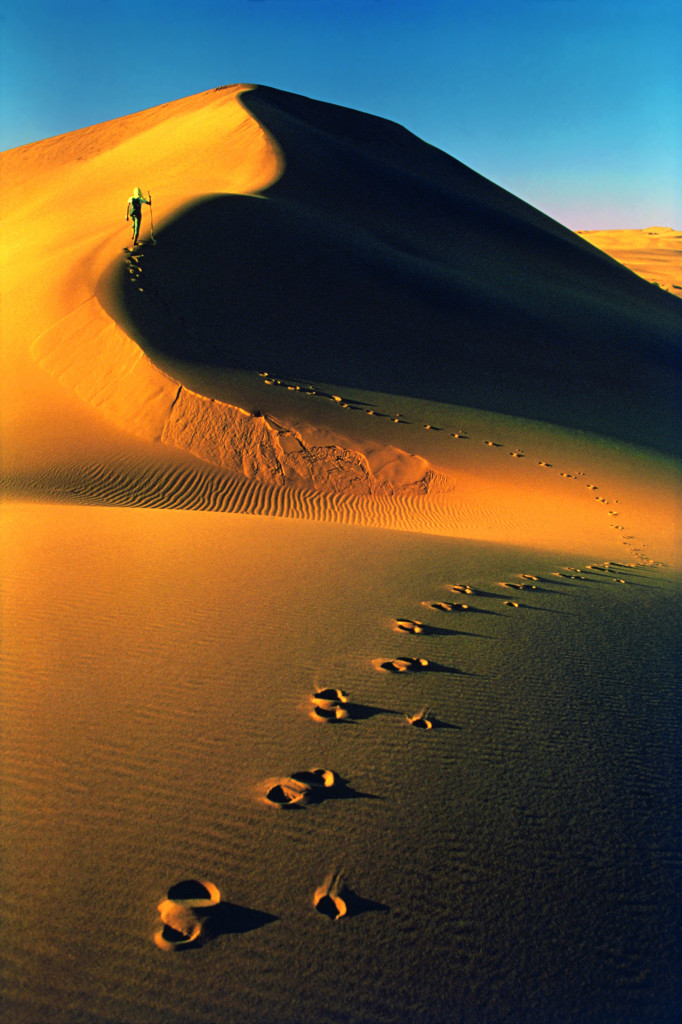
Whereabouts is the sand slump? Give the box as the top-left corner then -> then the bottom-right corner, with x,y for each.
30,289 -> 455,517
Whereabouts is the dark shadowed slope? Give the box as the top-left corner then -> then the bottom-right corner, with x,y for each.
102,85 -> 681,455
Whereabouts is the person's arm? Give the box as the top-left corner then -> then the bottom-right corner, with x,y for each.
126,201 -> 132,220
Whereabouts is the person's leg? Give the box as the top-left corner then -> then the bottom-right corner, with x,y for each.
133,214 -> 140,244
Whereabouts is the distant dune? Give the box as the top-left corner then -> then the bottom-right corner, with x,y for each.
577,226 -> 682,297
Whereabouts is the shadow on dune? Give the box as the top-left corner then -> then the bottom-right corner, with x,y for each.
101,85 -> 681,455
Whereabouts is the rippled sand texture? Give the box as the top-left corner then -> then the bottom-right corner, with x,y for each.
2,505 -> 681,1024
1,83 -> 681,1024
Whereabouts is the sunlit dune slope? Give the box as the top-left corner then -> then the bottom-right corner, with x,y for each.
101,85 -> 682,455
577,226 -> 682,297
0,84 -> 283,476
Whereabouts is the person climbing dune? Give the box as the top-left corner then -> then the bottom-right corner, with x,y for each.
126,186 -> 151,246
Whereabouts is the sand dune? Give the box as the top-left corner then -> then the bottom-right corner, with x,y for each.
99,85 -> 681,455
577,226 -> 682,296
1,84 -> 681,1024
2,83 -> 679,558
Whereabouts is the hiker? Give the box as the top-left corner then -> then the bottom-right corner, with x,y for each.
126,187 -> 151,245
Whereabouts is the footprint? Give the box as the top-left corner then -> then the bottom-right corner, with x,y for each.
484,441 -> 503,447
155,905 -> 203,951
310,689 -> 350,721
424,601 -> 471,612
499,583 -> 536,591
520,574 -> 539,581
311,704 -> 349,722
290,768 -> 340,791
165,880 -> 221,906
314,871 -> 347,920
504,600 -> 520,608
265,769 -> 343,807
394,619 -> 426,634
154,880 -> 221,951
449,584 -> 476,595
509,450 -> 525,458
264,778 -> 313,807
311,688 -> 349,709
406,708 -> 434,730
538,461 -> 553,468
451,432 -> 469,439
373,657 -> 430,673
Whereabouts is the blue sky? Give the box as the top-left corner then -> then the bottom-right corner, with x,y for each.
1,0 -> 679,229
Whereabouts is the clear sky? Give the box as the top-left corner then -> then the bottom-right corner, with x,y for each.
1,0 -> 679,229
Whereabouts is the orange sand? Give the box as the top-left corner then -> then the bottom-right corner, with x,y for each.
577,226 -> 682,296
1,84 -> 681,1024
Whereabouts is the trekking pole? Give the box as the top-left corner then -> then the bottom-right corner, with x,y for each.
149,191 -> 156,245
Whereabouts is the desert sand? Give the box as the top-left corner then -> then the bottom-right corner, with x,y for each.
1,84 -> 681,1024
577,226 -> 682,297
